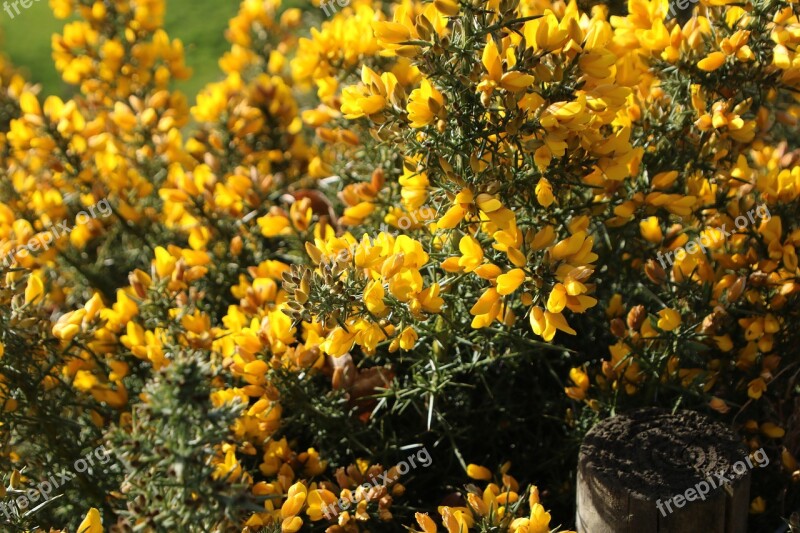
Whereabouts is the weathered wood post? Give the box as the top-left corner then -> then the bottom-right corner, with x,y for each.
576,408 -> 751,533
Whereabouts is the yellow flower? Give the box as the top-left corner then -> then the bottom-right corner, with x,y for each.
212,446 -> 243,482
416,512 -> 438,533
281,516 -> 303,532
565,367 -> 590,400
324,327 -> 357,357
398,326 -> 419,350
657,308 -> 681,331
546,284 -> 567,313
341,67 -> 398,120
466,464 -> 492,480
549,231 -> 597,264
480,38 -> 502,87
50,0 -> 72,18
496,269 -> 525,295
528,503 -> 551,533
73,370 -> 99,392
363,280 -> 388,316
534,145 -> 552,169
523,11 -> 568,52
748,377 -> 767,400
24,272 -> 44,305
372,21 -> 411,44
639,217 -> 662,243
417,283 -> 445,314
306,489 -> 337,521
341,87 -> 386,119
470,288 -> 500,316
281,482 -> 307,519
697,51 -> 726,72
77,508 -> 103,533
760,422 -> 785,439
407,78 -> 445,128
438,204 -> 467,229
530,307 -> 576,342
398,164 -> 430,210
433,0 -> 459,17
457,235 -> 484,272
500,71 -> 535,92
782,448 -> 798,472
258,213 -> 291,237
441,507 -> 473,533
535,178 -> 554,207
153,246 -> 177,278
477,38 -> 535,98
579,49 -> 617,79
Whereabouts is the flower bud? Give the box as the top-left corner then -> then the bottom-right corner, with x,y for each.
627,305 -> 646,331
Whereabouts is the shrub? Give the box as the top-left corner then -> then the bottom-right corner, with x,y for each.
0,0 -> 799,530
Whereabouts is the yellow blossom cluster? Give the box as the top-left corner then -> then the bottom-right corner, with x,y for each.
0,0 -> 799,529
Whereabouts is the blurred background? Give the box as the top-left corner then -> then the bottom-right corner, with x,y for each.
0,0 -> 240,98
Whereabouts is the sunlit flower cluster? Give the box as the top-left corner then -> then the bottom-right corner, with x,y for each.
0,0 -> 799,529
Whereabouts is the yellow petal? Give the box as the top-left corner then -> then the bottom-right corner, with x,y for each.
639,216 -> 663,243
470,288 -> 499,315
474,263 -> 503,280
78,508 -> 103,533
535,178 -> 554,207
545,311 -> 576,335
697,52 -> 726,72
546,284 -> 567,313
482,38 -> 502,81
500,71 -> 535,92
466,464 -> 492,481
416,512 -> 438,533
24,272 -> 45,305
530,306 -> 546,336
657,308 -> 681,331
433,0 -> 459,16
496,269 -> 525,295
458,235 -> 484,272
281,515 -> 303,533
760,422 -> 785,439
358,95 -> 387,115
373,21 -> 411,44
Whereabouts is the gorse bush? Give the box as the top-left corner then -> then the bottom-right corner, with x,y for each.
0,0 -> 798,530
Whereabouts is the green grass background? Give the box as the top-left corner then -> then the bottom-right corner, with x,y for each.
0,0 -> 240,99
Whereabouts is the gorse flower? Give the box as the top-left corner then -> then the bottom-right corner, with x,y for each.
0,0 -> 798,530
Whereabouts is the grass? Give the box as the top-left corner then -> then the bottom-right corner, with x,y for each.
0,0 -> 239,100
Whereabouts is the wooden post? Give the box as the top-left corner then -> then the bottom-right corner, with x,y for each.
576,408 -> 750,533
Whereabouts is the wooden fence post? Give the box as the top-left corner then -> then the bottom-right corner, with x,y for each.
576,408 -> 750,533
